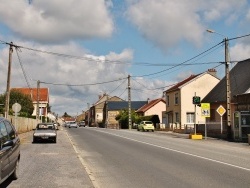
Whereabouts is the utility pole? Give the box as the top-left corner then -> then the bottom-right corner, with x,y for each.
5,42 -> 13,119
36,80 -> 40,121
206,29 -> 231,139
225,38 -> 231,139
128,75 -> 132,130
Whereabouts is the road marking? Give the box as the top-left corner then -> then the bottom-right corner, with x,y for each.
95,129 -> 250,172
65,131 -> 99,188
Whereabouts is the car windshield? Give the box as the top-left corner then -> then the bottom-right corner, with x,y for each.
144,121 -> 152,125
37,124 -> 55,130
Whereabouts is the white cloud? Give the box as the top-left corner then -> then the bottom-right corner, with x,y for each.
0,0 -> 114,43
0,41 -> 134,115
125,0 -> 247,51
230,43 -> 250,61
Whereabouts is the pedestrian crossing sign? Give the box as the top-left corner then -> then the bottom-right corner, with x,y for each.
201,103 -> 210,117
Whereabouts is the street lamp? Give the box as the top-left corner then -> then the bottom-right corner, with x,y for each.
207,29 -> 231,139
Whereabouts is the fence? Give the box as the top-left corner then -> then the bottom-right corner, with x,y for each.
8,116 -> 40,134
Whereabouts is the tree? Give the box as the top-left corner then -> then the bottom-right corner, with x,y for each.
62,112 -> 71,118
0,89 -> 34,117
115,109 -> 141,129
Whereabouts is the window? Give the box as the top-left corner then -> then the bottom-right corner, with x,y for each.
186,113 -> 194,123
175,93 -> 179,105
0,121 -> 9,147
4,121 -> 16,139
166,95 -> 169,106
175,112 -> 179,123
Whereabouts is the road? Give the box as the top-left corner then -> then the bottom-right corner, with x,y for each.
3,126 -> 250,188
66,127 -> 250,188
4,128 -> 94,188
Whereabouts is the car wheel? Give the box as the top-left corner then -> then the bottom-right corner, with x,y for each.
33,137 -> 36,143
11,159 -> 19,180
137,128 -> 139,131
54,139 -> 57,143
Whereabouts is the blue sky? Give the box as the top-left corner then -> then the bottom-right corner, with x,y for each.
0,0 -> 250,116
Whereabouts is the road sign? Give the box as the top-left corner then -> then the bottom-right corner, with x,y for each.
12,103 -> 21,113
217,105 -> 226,116
201,103 -> 210,117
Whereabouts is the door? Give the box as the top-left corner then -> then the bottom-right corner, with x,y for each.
0,121 -> 11,180
4,120 -> 20,172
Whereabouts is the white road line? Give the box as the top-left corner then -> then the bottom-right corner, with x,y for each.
95,129 -> 250,172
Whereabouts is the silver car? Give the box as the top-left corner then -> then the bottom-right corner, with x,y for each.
33,123 -> 57,143
69,122 -> 78,128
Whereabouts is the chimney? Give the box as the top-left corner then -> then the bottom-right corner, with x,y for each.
208,68 -> 217,77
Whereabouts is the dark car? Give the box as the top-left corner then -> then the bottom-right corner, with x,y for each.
0,117 -> 20,185
33,123 -> 57,143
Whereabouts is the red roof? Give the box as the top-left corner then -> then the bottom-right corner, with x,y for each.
11,88 -> 49,102
136,98 -> 165,113
165,74 -> 199,93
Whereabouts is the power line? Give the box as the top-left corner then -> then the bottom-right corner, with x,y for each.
39,77 -> 127,86
15,47 -> 32,89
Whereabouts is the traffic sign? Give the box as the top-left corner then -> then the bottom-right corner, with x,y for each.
201,103 -> 210,117
12,103 -> 21,113
217,105 -> 226,116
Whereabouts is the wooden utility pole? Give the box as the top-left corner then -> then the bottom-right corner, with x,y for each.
5,42 -> 13,119
128,75 -> 132,130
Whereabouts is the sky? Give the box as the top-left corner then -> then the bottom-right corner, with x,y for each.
0,0 -> 250,117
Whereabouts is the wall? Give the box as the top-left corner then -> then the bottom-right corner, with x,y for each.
8,116 -> 40,134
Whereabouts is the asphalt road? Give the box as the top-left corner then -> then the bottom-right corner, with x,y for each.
3,127 -> 250,188
3,128 -> 94,188
65,127 -> 250,188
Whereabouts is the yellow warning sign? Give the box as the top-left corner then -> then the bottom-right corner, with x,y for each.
201,103 -> 210,117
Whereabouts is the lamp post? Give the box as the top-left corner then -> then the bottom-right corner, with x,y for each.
207,29 -> 231,139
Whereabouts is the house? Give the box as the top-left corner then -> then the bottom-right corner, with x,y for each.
136,98 -> 166,128
11,88 -> 49,118
163,69 -> 220,131
87,94 -> 124,127
103,101 -> 148,129
202,58 -> 250,141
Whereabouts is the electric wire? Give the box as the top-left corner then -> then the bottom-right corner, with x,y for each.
39,77 -> 127,86
15,47 -> 32,89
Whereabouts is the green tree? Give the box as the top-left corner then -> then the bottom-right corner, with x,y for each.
115,109 -> 141,129
62,112 -> 71,118
0,89 -> 34,117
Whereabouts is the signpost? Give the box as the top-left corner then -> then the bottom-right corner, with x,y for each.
201,103 -> 210,139
12,103 -> 21,129
217,105 -> 226,134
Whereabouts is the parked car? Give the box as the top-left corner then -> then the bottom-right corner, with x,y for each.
78,121 -> 85,127
33,123 -> 57,143
0,117 -> 20,185
69,122 -> 78,128
137,121 -> 155,132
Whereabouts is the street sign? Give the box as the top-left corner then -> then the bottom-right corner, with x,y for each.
217,105 -> 226,116
12,103 -> 21,113
201,103 -> 210,117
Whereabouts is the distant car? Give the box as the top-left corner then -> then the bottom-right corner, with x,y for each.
33,123 -> 57,143
137,121 -> 155,132
64,123 -> 70,127
69,122 -> 78,128
53,123 -> 59,130
0,117 -> 20,185
78,121 -> 85,127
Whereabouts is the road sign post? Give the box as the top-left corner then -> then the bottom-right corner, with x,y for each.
217,105 -> 226,134
201,103 -> 210,139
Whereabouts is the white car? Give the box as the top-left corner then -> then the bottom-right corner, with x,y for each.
69,122 -> 78,128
